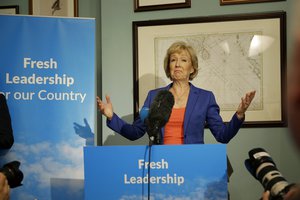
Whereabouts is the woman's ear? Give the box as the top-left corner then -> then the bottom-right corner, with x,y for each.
190,67 -> 194,74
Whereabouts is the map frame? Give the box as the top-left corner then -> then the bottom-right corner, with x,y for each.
133,11 -> 287,127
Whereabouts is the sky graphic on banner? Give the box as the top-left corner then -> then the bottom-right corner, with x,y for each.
0,15 -> 95,200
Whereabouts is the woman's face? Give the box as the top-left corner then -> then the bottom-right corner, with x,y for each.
169,50 -> 194,82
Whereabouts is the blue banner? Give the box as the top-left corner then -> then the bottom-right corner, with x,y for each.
84,144 -> 227,200
0,15 -> 95,200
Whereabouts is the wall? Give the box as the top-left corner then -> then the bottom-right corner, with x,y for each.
0,0 -> 27,13
100,1 -> 300,200
1,0 -> 299,200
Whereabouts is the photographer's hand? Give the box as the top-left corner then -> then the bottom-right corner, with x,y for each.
261,186 -> 300,200
0,173 -> 10,200
284,185 -> 300,200
260,190 -> 269,200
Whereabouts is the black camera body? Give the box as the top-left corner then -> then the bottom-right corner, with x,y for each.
0,160 -> 23,188
245,148 -> 294,200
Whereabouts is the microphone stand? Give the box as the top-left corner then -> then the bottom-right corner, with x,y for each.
147,130 -> 161,200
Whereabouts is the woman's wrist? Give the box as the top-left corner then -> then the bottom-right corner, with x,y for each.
236,111 -> 245,120
106,113 -> 113,121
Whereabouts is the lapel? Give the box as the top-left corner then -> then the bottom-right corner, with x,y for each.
183,83 -> 200,134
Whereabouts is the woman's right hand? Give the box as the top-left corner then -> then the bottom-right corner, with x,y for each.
97,95 -> 113,120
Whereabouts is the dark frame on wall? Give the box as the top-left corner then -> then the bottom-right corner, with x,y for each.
132,11 -> 287,128
0,5 -> 19,14
29,0 -> 78,17
134,0 -> 191,12
220,0 -> 286,5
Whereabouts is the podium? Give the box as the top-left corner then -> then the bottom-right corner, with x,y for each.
84,144 -> 227,200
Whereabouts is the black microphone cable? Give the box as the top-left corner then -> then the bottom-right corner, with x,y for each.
147,139 -> 152,200
144,90 -> 174,200
140,144 -> 152,200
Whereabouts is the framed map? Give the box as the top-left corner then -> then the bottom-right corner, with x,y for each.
133,11 -> 287,127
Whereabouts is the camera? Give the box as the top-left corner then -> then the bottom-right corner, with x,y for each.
245,148 -> 294,200
0,160 -> 23,188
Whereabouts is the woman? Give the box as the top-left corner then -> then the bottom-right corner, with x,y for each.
97,41 -> 255,144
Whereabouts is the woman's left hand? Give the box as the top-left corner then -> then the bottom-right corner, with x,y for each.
236,90 -> 256,119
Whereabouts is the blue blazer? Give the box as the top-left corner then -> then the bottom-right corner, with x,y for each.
107,83 -> 244,144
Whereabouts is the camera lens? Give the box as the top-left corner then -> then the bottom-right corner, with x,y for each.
0,161 -> 23,188
245,148 -> 294,200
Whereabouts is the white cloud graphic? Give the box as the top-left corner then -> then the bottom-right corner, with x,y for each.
119,178 -> 210,200
11,137 -> 85,189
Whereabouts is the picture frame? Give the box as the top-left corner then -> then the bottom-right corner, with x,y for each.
220,0 -> 285,5
133,11 -> 287,127
0,5 -> 19,14
29,0 -> 78,17
134,0 -> 191,12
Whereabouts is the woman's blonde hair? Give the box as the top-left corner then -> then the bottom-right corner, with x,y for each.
163,41 -> 199,81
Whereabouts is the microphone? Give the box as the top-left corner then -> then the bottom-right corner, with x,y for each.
139,107 -> 149,123
145,90 -> 174,145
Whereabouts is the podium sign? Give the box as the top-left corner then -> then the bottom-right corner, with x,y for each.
84,144 -> 227,200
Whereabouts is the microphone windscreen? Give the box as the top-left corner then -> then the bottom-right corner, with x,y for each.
148,90 -> 175,128
146,90 -> 174,144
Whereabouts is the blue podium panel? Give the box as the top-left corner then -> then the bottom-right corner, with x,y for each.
84,144 -> 227,200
